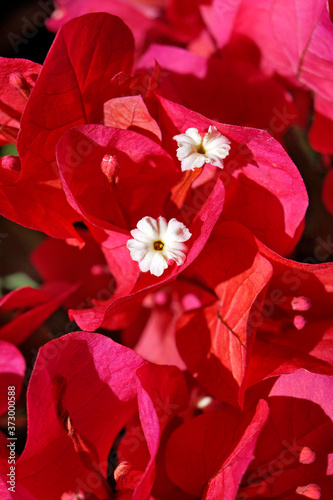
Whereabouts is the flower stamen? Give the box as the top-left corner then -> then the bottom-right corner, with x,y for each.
153,240 -> 164,251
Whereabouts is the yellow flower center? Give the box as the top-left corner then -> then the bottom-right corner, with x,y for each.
153,240 -> 164,251
196,142 -> 206,154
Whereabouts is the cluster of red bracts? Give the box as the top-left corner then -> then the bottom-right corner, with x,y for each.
0,1 -> 333,499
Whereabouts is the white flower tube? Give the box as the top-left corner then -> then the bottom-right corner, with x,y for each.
173,126 -> 231,171
126,216 -> 192,277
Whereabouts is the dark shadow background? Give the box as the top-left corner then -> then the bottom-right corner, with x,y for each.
0,0 -> 55,61
0,1 -> 55,283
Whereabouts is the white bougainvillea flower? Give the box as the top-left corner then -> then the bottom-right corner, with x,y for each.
173,126 -> 231,171
126,216 -> 192,277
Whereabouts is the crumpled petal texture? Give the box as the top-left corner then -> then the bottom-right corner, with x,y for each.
16,332 -> 146,499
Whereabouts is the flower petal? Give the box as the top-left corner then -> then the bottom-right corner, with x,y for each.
150,252 -> 168,277
138,250 -> 155,273
166,218 -> 192,242
137,216 -> 159,238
